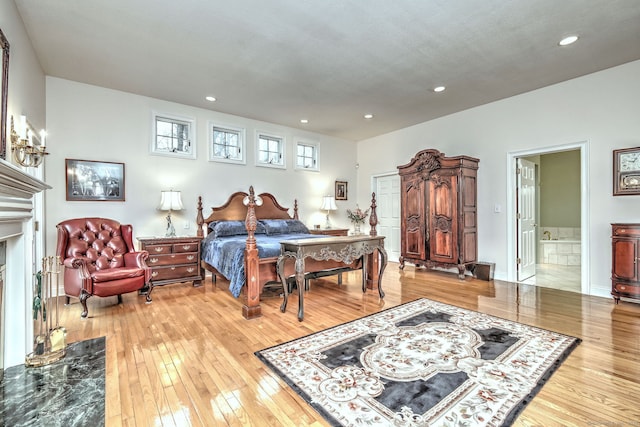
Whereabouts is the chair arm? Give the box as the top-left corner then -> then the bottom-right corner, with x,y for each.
123,250 -> 149,268
61,257 -> 93,295
62,257 -> 91,272
124,251 -> 151,284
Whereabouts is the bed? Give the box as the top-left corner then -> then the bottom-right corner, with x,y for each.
196,186 -> 380,319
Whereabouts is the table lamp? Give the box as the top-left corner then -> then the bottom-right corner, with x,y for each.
159,190 -> 184,237
321,195 -> 337,229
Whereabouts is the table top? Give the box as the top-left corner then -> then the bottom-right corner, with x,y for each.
279,234 -> 385,246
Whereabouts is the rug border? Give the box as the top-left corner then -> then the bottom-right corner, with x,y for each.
254,298 -> 582,426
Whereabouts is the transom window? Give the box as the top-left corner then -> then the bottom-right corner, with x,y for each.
209,123 -> 245,164
257,132 -> 285,168
296,141 -> 319,171
151,113 -> 195,159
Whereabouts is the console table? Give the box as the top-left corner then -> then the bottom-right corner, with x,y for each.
276,235 -> 387,321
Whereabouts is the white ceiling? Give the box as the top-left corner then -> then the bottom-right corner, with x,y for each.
14,0 -> 640,141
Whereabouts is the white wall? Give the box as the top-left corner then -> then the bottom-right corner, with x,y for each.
0,1 -> 47,368
45,78 -> 359,257
356,60 -> 640,298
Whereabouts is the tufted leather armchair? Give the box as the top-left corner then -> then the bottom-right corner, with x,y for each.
56,217 -> 152,318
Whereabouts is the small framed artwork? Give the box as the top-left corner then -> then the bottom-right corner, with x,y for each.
335,180 -> 348,200
65,159 -> 125,201
613,147 -> 640,196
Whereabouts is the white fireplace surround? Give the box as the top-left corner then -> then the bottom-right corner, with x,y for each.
0,159 -> 49,369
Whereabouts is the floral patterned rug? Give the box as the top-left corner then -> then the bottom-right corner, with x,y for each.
255,298 -> 580,426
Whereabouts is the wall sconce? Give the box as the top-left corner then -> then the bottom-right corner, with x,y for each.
159,190 -> 184,237
10,115 -> 48,168
321,195 -> 337,229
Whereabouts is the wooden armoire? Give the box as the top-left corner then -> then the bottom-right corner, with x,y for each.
397,149 -> 479,279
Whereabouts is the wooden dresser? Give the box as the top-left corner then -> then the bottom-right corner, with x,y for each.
611,223 -> 640,303
138,236 -> 203,288
397,149 -> 479,279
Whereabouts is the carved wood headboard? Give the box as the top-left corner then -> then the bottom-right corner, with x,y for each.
196,188 -> 299,236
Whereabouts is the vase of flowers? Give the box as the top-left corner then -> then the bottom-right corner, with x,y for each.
346,205 -> 370,235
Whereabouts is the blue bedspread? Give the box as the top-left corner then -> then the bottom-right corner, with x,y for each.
201,233 -> 322,297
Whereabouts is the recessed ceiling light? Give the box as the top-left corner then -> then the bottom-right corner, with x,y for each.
300,119 -> 309,124
364,114 -> 374,119
433,86 -> 446,93
205,96 -> 216,102
559,35 -> 578,46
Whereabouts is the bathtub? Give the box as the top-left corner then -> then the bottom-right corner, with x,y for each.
539,238 -> 581,266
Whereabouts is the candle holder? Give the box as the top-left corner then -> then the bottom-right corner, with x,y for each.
10,115 -> 48,168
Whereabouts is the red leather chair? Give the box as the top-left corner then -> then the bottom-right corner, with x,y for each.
56,217 -> 152,318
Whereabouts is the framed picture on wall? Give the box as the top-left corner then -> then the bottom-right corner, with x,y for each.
613,147 -> 640,196
335,180 -> 347,200
65,159 -> 125,201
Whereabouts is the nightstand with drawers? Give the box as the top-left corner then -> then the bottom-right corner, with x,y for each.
138,236 -> 203,290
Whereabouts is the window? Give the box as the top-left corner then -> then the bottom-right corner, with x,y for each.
209,123 -> 245,164
296,141 -> 319,171
256,132 -> 285,168
151,112 -> 195,159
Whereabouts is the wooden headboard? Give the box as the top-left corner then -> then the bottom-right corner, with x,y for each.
196,187 -> 299,237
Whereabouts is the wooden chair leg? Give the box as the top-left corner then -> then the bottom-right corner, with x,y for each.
79,292 -> 90,318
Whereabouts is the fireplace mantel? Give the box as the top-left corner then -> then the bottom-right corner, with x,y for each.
0,159 -> 50,201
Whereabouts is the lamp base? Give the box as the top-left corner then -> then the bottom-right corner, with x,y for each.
165,212 -> 176,237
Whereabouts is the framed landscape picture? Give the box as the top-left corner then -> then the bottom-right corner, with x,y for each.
65,159 -> 125,201
613,147 -> 640,196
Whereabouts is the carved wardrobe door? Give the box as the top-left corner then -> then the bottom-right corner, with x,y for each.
400,176 -> 426,261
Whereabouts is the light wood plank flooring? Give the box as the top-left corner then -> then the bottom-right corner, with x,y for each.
57,263 -> 640,426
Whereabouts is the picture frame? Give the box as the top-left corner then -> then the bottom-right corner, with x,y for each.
65,159 -> 125,201
335,180 -> 347,200
613,147 -> 640,196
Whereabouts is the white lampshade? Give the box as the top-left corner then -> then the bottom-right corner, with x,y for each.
321,195 -> 337,211
159,190 -> 184,211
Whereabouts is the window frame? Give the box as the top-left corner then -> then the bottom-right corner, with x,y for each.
208,122 -> 246,165
151,112 -> 196,160
295,140 -> 320,171
255,131 -> 286,169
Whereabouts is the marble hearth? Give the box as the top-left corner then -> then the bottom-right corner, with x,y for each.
0,337 -> 105,426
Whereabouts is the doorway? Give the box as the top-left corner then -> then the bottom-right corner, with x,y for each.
371,173 -> 401,262
507,142 -> 589,294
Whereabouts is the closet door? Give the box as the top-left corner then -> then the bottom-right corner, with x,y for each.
429,174 -> 458,264
401,177 -> 426,260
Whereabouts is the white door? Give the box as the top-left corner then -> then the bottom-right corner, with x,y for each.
517,158 -> 536,281
374,174 -> 401,262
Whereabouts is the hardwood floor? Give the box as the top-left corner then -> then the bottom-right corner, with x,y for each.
58,263 -> 640,426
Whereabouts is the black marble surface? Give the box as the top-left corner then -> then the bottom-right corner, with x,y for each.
0,337 -> 105,427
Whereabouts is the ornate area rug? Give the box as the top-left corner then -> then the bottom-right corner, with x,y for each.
255,298 -> 580,426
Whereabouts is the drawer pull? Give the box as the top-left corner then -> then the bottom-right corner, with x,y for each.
149,258 -> 159,263
619,285 -> 626,291
187,255 -> 195,261
154,247 -> 164,252
187,267 -> 195,273
170,267 -> 176,271
182,245 -> 191,250
152,271 -> 158,277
